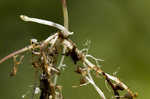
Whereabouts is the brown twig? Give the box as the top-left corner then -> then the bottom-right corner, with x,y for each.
0,45 -> 33,64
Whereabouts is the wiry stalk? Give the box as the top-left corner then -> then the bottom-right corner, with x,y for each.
54,0 -> 69,86
61,0 -> 69,29
20,15 -> 72,37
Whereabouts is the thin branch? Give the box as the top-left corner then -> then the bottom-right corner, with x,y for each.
54,0 -> 69,86
53,47 -> 66,85
0,45 -> 33,64
0,33 -> 58,64
20,15 -> 73,37
61,0 -> 69,29
85,70 -> 106,99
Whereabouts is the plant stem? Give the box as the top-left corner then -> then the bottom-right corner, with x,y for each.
61,0 -> 69,29
20,15 -> 72,37
54,0 -> 69,86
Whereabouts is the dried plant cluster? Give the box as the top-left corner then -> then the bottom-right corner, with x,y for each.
0,0 -> 137,99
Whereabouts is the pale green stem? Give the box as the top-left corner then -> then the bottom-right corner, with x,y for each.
61,0 -> 69,29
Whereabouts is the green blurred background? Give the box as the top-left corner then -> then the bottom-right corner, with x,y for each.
0,0 -> 149,99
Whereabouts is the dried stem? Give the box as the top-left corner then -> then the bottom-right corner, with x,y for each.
20,15 -> 73,37
61,0 -> 69,29
54,0 -> 69,86
0,33 -> 58,64
85,70 -> 106,99
53,47 -> 66,86
0,45 -> 33,64
0,1 -> 137,99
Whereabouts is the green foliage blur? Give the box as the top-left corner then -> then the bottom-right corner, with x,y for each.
0,0 -> 149,99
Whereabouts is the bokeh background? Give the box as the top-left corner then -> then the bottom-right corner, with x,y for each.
0,0 -> 149,99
